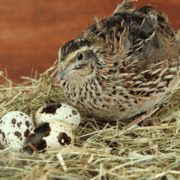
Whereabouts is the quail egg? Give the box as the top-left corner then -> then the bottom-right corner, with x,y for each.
35,103 -> 81,130
26,120 -> 75,152
0,111 -> 34,151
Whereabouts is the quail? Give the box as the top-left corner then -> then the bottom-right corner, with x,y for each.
57,0 -> 180,123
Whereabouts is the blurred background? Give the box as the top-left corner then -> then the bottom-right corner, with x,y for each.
0,0 -> 180,84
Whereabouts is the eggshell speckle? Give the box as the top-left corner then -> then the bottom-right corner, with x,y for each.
0,111 -> 34,151
26,120 -> 75,152
35,103 -> 81,130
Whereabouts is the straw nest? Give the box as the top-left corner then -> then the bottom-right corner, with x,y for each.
1,60 -> 180,180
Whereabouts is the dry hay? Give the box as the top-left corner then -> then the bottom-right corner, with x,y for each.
0,60 -> 180,180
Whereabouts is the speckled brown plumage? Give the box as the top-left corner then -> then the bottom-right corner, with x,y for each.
57,0 -> 180,122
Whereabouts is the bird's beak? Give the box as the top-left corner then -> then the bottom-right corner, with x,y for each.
57,70 -> 65,81
57,60 -> 64,81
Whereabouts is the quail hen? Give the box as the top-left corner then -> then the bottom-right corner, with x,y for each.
57,0 -> 180,123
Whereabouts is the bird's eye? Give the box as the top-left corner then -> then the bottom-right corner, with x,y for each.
76,53 -> 84,61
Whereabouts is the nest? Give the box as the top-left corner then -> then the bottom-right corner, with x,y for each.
1,60 -> 180,180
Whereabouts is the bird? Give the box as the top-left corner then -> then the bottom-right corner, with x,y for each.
56,0 -> 180,124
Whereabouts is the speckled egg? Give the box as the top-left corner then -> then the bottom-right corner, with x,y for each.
26,120 -> 75,152
0,111 -> 35,151
35,103 -> 81,130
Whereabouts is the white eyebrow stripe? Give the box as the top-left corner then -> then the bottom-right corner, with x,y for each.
65,46 -> 89,63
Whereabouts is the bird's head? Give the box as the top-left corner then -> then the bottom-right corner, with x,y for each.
57,38 -> 102,86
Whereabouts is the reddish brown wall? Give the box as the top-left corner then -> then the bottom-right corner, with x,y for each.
0,0 -> 180,84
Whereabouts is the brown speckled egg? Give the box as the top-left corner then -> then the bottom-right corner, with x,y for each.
0,111 -> 34,151
35,103 -> 81,130
26,120 -> 75,152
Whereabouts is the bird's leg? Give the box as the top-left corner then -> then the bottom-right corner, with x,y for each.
124,107 -> 159,129
142,118 -> 158,126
